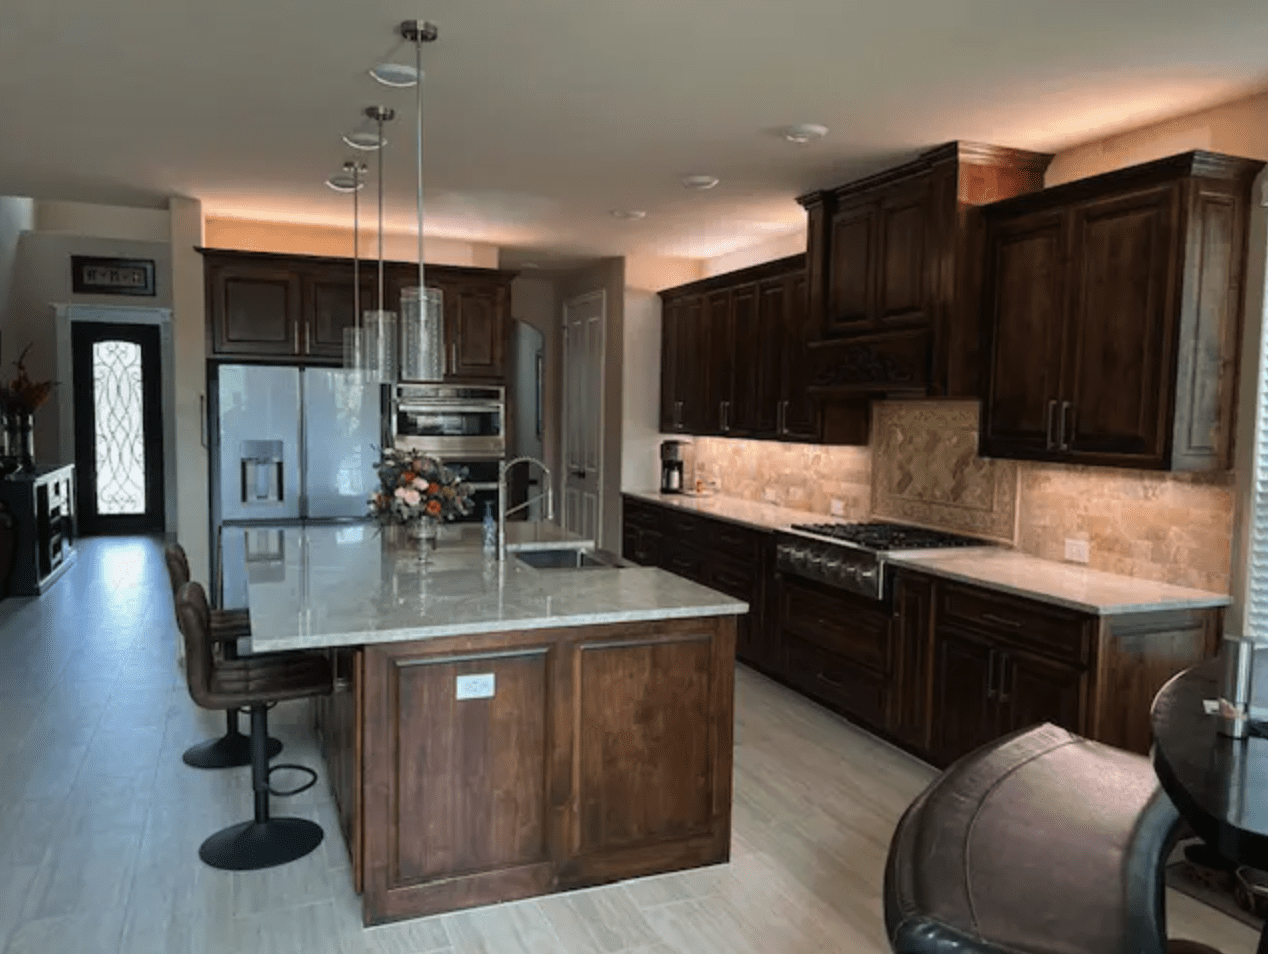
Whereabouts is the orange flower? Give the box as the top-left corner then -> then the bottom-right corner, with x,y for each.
425,499 -> 442,516
427,482 -> 439,495
402,471 -> 417,483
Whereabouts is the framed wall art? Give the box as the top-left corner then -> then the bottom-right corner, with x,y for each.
71,256 -> 156,297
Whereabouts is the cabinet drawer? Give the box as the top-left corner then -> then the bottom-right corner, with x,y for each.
779,578 -> 892,673
785,636 -> 891,730
665,510 -> 705,538
703,520 -> 762,563
622,499 -> 662,531
662,547 -> 707,585
704,558 -> 757,601
938,583 -> 1092,664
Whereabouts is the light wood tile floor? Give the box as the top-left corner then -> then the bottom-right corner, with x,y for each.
0,537 -> 1256,953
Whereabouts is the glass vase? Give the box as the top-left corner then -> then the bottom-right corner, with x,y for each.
407,516 -> 439,560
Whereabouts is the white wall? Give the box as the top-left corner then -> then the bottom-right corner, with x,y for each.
203,217 -> 499,268
621,288 -> 662,494
0,196 -> 35,347
36,200 -> 171,243
169,197 -> 211,584
9,231 -> 174,461
701,228 -> 807,278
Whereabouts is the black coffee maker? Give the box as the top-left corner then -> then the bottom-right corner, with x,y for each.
660,440 -> 686,494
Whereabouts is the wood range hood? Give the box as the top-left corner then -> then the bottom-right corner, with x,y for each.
797,141 -> 1055,402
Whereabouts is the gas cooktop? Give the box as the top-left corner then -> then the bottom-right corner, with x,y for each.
788,521 -> 990,552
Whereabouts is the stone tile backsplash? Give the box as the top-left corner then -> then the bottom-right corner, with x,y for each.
691,438 -> 872,519
690,399 -> 1234,593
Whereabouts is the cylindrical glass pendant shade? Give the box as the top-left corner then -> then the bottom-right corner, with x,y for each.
400,286 -> 445,381
342,326 -> 365,375
362,310 -> 398,383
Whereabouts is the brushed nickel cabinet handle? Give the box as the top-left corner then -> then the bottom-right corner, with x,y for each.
1063,401 -> 1075,450
777,400 -> 786,435
998,656 -> 1013,705
1046,399 -> 1058,450
293,322 -> 300,353
1056,400 -> 1071,450
986,648 -> 997,700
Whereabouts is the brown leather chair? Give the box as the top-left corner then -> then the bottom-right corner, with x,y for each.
176,580 -> 333,871
884,723 -> 1181,954
164,543 -> 282,768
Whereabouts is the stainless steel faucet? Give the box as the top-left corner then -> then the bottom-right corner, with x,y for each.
498,456 -> 554,561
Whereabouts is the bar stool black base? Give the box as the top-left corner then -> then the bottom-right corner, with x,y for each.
198,818 -> 323,871
182,732 -> 283,769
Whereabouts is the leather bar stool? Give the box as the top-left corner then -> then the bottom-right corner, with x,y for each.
164,543 -> 282,768
176,580 -> 332,870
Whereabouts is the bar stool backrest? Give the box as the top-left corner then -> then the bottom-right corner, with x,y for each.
175,581 -> 217,711
164,543 -> 191,600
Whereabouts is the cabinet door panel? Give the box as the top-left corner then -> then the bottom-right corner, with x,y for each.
449,286 -> 506,380
679,296 -> 710,434
211,266 -> 302,356
704,290 -> 733,435
307,269 -> 375,359
576,634 -> 718,852
730,282 -> 779,437
999,648 -> 1086,737
779,577 -> 892,673
877,184 -> 929,324
827,200 -> 878,332
931,626 -> 998,767
784,636 -> 892,730
980,210 -> 1067,456
660,299 -> 681,431
780,272 -> 821,442
1064,186 -> 1180,462
893,573 -> 934,750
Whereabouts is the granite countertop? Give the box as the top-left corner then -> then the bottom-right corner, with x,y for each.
624,490 -> 1230,616
887,549 -> 1230,616
623,490 -> 821,533
234,522 -> 747,652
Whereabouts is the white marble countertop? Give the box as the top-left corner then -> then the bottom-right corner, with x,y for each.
232,522 -> 747,652
887,549 -> 1231,616
623,490 -> 817,533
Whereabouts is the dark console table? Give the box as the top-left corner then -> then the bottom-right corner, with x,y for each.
0,464 -> 76,596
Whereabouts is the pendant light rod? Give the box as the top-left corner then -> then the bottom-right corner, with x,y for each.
346,161 -> 364,337
398,20 -> 438,296
364,106 -> 395,314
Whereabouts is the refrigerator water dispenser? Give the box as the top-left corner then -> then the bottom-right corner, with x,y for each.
240,440 -> 285,505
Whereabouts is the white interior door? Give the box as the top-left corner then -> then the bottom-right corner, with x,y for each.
562,291 -> 605,544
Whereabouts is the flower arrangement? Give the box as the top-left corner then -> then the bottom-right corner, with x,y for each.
369,448 -> 474,528
0,344 -> 56,415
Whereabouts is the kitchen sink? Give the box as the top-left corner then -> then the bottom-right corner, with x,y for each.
513,547 -> 618,570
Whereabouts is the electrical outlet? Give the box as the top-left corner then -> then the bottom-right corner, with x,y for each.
830,499 -> 846,517
1064,538 -> 1090,564
455,673 -> 495,700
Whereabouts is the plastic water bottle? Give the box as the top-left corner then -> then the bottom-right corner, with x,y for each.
482,501 -> 497,552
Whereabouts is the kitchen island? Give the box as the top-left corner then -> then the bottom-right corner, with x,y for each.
227,522 -> 747,925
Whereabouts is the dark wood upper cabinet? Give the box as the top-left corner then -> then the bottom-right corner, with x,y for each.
777,271 -> 821,443
306,267 -> 376,360
980,151 -> 1264,471
446,283 -> 508,380
200,249 -> 516,382
207,262 -> 302,357
800,141 -> 1053,399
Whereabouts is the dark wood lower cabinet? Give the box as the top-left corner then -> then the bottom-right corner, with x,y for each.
618,497 -> 1220,772
317,615 -> 735,925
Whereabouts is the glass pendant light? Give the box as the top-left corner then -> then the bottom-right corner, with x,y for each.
326,161 -> 368,375
386,20 -> 444,382
361,105 -> 397,384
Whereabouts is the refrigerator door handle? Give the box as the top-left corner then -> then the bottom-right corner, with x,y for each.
200,394 -> 208,448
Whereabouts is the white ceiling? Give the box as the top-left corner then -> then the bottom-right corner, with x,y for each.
2,0 -> 1267,265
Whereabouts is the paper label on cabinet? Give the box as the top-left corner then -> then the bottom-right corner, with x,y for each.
456,673 -> 495,700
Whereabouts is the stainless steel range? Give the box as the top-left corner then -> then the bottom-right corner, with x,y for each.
776,521 -> 995,601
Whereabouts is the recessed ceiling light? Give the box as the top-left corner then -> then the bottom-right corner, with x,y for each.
782,123 -> 829,144
681,175 -> 720,191
609,209 -> 647,220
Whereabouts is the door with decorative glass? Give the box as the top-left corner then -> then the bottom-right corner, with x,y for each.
71,322 -> 165,534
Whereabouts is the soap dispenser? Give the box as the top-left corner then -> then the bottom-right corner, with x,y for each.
482,500 -> 497,552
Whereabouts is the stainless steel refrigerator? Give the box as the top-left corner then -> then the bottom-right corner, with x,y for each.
211,364 -> 387,600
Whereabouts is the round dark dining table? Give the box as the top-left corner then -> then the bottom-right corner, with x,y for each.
1152,657 -> 1268,953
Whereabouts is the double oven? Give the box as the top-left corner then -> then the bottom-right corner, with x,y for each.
391,384 -> 505,523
